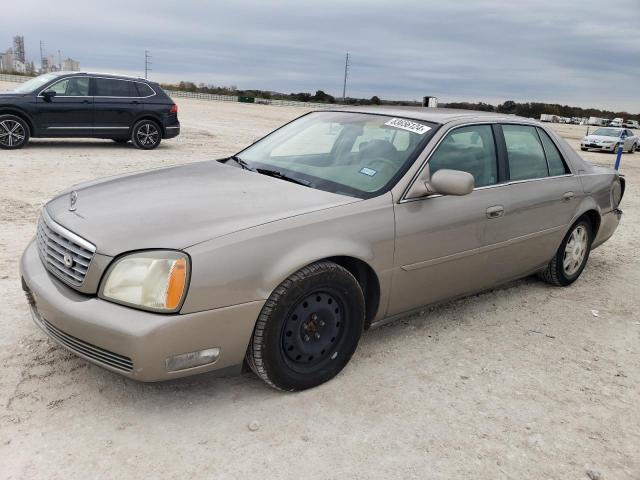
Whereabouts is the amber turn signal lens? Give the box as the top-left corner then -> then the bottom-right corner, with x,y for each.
165,258 -> 187,310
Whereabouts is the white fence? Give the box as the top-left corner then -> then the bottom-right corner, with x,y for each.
0,73 -> 336,109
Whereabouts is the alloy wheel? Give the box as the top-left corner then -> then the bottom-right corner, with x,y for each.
136,123 -> 159,147
0,120 -> 26,148
563,225 -> 588,276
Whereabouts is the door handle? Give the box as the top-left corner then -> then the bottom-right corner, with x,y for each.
486,205 -> 504,219
562,191 -> 575,201
82,99 -> 90,104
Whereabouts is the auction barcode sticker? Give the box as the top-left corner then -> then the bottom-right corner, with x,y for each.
385,118 -> 431,135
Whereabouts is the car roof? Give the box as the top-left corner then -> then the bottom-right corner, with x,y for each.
322,106 -> 534,125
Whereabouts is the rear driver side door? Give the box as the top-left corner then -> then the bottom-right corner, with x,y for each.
92,78 -> 143,136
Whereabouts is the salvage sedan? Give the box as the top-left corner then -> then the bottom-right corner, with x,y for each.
21,108 -> 625,390
581,127 -> 638,153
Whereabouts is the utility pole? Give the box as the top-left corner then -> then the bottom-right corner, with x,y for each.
144,50 -> 152,79
58,50 -> 62,70
342,52 -> 350,103
39,40 -> 45,72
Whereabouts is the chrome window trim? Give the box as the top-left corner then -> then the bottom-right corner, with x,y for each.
400,120 -> 575,204
42,207 -> 96,253
38,75 -> 157,99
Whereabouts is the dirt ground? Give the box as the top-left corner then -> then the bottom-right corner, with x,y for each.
1,80 -> 638,479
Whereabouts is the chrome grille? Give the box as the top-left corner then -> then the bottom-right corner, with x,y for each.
36,210 -> 96,287
39,315 -> 134,372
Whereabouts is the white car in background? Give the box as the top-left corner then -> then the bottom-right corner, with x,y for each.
581,127 -> 638,153
622,120 -> 639,129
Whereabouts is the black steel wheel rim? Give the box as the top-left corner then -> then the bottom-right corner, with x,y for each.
0,120 -> 25,147
281,291 -> 345,372
136,123 -> 159,146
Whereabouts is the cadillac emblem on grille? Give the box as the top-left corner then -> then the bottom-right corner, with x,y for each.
63,253 -> 74,268
69,190 -> 78,211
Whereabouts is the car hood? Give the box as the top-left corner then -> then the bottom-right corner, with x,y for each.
45,160 -> 359,256
583,135 -> 619,142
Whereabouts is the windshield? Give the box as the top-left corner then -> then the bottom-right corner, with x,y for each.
236,111 -> 437,198
12,73 -> 60,93
592,128 -> 621,137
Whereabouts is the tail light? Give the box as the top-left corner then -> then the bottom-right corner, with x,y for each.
169,104 -> 178,114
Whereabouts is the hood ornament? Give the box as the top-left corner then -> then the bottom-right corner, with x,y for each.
69,190 -> 78,211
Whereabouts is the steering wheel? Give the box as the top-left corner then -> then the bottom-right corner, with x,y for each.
365,157 -> 396,173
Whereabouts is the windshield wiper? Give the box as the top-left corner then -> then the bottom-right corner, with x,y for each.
255,168 -> 313,187
227,155 -> 254,171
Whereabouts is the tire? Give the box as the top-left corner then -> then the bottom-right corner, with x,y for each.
112,138 -> 129,144
131,119 -> 162,150
0,114 -> 30,150
538,218 -> 593,286
247,261 -> 365,391
628,143 -> 636,154
580,147 -> 587,151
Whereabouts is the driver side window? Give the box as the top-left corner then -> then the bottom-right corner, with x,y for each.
428,125 -> 498,188
46,77 -> 90,96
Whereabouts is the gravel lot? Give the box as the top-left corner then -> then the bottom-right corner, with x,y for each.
1,80 -> 639,479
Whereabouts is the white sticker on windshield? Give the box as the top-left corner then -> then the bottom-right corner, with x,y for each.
385,118 -> 431,135
359,167 -> 377,177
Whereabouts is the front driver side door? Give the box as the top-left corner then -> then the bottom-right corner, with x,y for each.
35,76 -> 93,135
388,123 -> 504,316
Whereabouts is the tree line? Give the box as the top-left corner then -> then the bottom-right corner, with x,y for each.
163,81 -> 638,121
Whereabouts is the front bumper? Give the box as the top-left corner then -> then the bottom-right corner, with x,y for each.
581,143 -> 617,152
20,240 -> 263,381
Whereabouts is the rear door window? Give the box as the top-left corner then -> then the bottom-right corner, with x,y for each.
503,125 -> 549,181
428,124 -> 498,187
93,78 -> 138,97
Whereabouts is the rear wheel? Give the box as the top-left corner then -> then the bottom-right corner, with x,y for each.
131,120 -> 161,150
247,261 -> 365,391
0,114 -> 29,150
580,147 -> 588,151
538,218 -> 593,286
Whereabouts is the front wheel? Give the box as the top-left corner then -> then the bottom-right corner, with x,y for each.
131,120 -> 162,150
0,114 -> 30,150
246,261 -> 365,391
538,218 -> 593,286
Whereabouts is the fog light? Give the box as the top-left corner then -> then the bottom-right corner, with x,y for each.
165,348 -> 220,372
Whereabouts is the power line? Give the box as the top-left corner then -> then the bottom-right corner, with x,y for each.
144,50 -> 152,79
342,52 -> 350,103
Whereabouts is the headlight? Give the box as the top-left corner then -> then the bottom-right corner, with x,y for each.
100,251 -> 190,312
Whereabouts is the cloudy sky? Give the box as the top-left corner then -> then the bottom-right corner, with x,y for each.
2,0 -> 639,111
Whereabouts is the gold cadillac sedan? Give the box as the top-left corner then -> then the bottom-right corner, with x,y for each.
21,108 -> 625,390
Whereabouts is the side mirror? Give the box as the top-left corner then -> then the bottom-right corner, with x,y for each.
405,168 -> 475,199
427,169 -> 475,196
42,90 -> 57,102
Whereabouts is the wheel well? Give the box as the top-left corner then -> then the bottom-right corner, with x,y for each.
0,109 -> 34,136
580,210 -> 601,238
326,256 -> 380,329
134,115 -> 163,133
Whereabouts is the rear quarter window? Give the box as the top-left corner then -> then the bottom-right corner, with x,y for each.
135,83 -> 155,97
537,128 -> 569,176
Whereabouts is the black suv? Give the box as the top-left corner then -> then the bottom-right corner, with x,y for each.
0,72 -> 180,150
